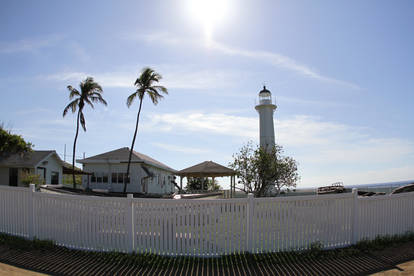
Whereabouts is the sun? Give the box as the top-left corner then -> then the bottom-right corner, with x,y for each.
187,0 -> 229,42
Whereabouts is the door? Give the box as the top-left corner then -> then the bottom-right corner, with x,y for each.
51,171 -> 59,184
9,168 -> 18,186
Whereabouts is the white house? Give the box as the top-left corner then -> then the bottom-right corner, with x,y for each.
77,147 -> 177,194
0,150 -> 63,186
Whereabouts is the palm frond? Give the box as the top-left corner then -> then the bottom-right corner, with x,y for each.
152,85 -> 168,94
134,78 -> 142,87
148,92 -> 161,105
84,97 -> 95,109
90,95 -> 107,106
130,67 -> 168,106
147,88 -> 163,105
62,99 -> 79,117
80,77 -> 103,96
67,86 -> 81,99
126,92 -> 138,108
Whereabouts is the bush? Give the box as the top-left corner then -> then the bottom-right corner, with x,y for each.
20,171 -> 44,187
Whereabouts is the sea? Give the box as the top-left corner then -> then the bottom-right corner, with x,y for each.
281,179 -> 414,197
230,179 -> 414,198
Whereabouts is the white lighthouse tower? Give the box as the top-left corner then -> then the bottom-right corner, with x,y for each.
255,86 -> 276,151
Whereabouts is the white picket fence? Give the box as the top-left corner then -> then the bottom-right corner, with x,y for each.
0,185 -> 413,256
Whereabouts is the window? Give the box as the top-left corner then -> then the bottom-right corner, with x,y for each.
91,172 -> 109,184
117,173 -> 123,184
110,173 -> 130,184
51,171 -> 59,184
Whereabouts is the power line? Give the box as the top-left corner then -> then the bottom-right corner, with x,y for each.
57,153 -> 84,159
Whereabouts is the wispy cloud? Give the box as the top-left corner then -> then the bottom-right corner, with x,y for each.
152,142 -> 211,154
43,71 -> 133,88
0,35 -> 64,54
40,66 -> 251,91
126,32 -> 360,90
145,111 -> 258,139
66,41 -> 90,63
144,111 -> 414,166
209,41 -> 361,90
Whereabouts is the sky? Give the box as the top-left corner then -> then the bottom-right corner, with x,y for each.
1,0 -> 414,188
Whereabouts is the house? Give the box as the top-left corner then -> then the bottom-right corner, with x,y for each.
0,150 -> 63,186
77,147 -> 177,194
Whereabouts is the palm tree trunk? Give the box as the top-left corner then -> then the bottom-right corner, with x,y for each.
124,98 -> 144,193
72,111 -> 81,189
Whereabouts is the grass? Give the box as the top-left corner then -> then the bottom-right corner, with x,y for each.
1,231 -> 414,269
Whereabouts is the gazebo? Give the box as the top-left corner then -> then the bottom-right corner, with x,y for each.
177,161 -> 237,197
62,161 -> 92,185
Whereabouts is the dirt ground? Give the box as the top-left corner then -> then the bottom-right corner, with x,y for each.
0,262 -> 46,276
371,259 -> 414,275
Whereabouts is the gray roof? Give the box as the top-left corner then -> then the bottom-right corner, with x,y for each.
178,161 -> 236,177
0,150 -> 58,168
62,161 -> 82,171
77,147 -> 176,173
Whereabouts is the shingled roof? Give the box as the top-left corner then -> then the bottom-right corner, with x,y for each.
77,147 -> 176,172
0,150 -> 59,168
178,161 -> 236,177
0,150 -> 56,168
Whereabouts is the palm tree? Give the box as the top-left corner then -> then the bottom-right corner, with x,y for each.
124,67 -> 168,193
63,77 -> 107,189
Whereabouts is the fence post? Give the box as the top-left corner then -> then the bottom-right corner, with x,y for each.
351,188 -> 358,244
246,193 -> 254,253
28,184 -> 36,240
127,194 -> 135,253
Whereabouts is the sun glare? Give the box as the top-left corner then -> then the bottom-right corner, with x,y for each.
187,0 -> 229,42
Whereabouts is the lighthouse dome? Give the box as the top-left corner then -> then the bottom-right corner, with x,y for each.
258,86 -> 272,104
259,86 -> 271,94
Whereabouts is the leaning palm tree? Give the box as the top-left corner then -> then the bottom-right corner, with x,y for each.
63,77 -> 107,189
124,67 -> 168,193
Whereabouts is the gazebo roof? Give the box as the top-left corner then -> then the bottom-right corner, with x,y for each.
177,161 -> 236,177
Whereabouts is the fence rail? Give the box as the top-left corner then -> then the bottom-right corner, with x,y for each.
0,185 -> 413,256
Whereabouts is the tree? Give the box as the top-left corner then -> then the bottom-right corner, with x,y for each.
185,177 -> 222,192
229,142 -> 299,197
0,125 -> 33,157
63,77 -> 107,189
124,67 -> 168,193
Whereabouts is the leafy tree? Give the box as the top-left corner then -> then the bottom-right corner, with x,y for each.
185,177 -> 222,192
229,142 -> 299,197
20,170 -> 44,188
63,77 -> 107,189
124,67 -> 168,193
207,179 -> 222,191
0,125 -> 33,157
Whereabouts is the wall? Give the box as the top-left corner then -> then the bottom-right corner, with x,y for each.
0,168 -> 9,185
81,163 -> 175,194
34,154 -> 63,185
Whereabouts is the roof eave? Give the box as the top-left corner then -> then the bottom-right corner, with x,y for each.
78,159 -> 177,173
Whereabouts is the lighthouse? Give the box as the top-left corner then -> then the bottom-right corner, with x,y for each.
255,86 -> 277,151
